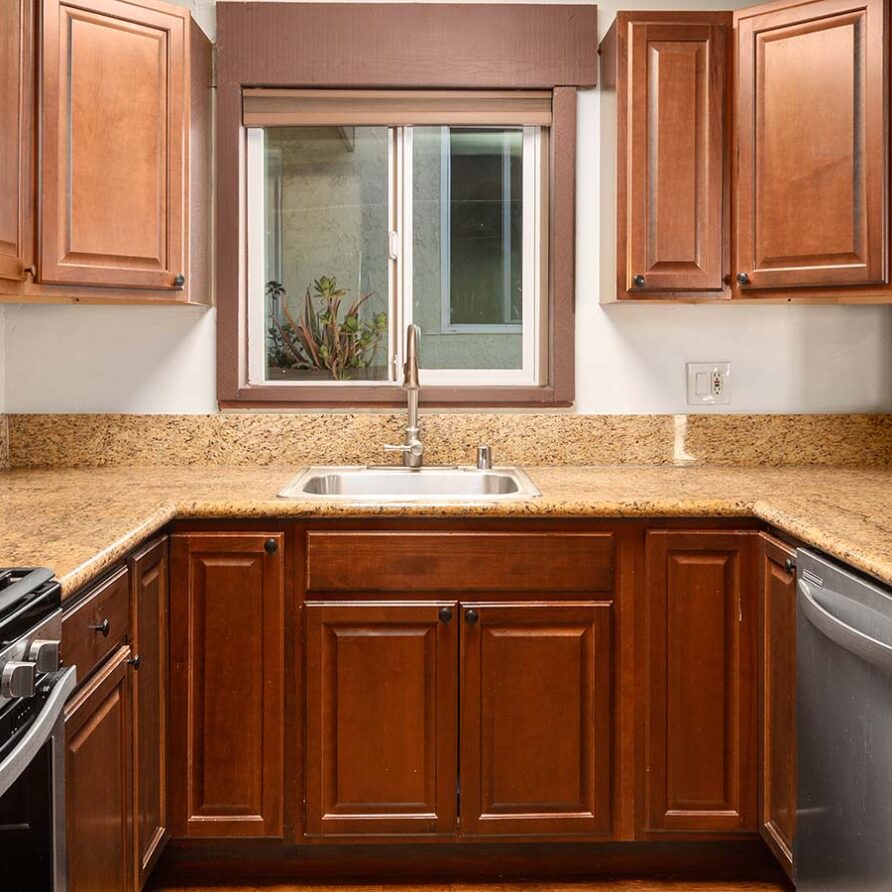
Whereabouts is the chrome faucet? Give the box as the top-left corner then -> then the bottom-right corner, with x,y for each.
384,324 -> 424,468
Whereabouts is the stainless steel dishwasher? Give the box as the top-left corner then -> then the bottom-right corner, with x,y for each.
796,548 -> 892,891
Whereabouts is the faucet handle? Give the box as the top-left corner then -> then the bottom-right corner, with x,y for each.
384,443 -> 423,457
476,445 -> 493,470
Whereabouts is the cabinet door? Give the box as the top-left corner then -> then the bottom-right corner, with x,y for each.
129,536 -> 169,886
623,16 -> 729,295
759,534 -> 796,875
0,0 -> 33,282
643,531 -> 758,834
305,602 -> 458,837
169,533 -> 285,837
734,0 -> 887,290
460,602 -> 612,837
65,646 -> 133,892
40,0 -> 188,289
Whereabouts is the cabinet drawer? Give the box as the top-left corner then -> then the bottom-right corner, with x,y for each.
62,566 -> 130,684
306,531 -> 614,593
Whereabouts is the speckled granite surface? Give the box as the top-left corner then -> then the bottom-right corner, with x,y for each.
8,413 -> 892,468
0,417 -> 8,470
2,464 -> 892,597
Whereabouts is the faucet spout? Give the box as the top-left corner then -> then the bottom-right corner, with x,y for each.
383,324 -> 424,468
404,323 -> 420,391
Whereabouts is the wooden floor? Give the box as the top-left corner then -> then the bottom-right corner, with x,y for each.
154,882 -> 790,891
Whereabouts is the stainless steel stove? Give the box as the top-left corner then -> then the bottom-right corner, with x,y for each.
0,568 -> 76,892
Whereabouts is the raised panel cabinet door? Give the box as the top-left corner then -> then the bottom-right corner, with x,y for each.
734,0 -> 887,290
65,646 -> 134,892
759,534 -> 796,875
129,535 -> 169,886
304,602 -> 458,837
0,0 -> 33,282
624,17 -> 729,294
460,602 -> 612,837
643,530 -> 758,835
169,533 -> 285,838
40,0 -> 188,289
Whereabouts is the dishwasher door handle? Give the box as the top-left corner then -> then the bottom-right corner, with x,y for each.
799,579 -> 892,672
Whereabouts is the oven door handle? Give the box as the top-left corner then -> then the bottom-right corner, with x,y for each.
0,666 -> 77,799
799,578 -> 892,673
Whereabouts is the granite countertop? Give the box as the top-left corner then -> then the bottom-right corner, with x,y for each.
1,464 -> 891,597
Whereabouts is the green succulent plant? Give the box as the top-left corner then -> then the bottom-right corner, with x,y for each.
266,277 -> 387,381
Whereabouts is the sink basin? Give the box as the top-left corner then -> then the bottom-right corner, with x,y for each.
278,465 -> 541,502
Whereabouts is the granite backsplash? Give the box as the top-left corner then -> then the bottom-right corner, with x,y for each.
5,413 -> 892,468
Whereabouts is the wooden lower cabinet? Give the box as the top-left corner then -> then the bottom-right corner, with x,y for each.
460,602 -> 613,837
129,536 -> 169,886
304,601 -> 458,837
303,598 -> 614,841
642,530 -> 759,835
65,646 -> 134,892
169,532 -> 285,838
758,534 -> 797,875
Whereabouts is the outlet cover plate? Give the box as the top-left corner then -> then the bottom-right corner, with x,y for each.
686,362 -> 731,405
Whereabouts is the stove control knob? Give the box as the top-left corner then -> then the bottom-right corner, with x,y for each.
2,661 -> 36,698
29,640 -> 61,673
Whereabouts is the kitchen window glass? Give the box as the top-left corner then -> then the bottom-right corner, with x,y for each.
245,105 -> 548,387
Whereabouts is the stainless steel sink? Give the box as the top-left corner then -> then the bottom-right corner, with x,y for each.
278,465 -> 541,502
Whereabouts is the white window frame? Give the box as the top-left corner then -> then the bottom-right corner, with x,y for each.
246,124 -> 544,388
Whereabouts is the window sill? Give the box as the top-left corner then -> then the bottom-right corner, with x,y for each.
220,382 -> 572,410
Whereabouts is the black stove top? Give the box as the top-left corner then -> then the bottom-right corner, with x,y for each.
0,568 -> 61,646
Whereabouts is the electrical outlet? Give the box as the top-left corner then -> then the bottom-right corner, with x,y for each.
686,362 -> 731,405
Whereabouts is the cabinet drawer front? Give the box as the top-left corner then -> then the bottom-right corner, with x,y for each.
62,566 -> 130,686
306,532 -> 614,593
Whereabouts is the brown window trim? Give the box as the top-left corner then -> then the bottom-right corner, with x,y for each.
215,4 -> 595,409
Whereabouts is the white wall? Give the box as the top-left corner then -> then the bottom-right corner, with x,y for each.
4,0 -> 891,415
0,306 -> 6,414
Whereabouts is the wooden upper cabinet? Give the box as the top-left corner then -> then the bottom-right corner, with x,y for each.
734,0 -> 888,291
169,533 -> 285,838
604,12 -> 731,299
460,602 -> 612,837
304,602 -> 458,838
759,534 -> 796,876
642,530 -> 758,835
40,0 -> 188,290
0,0 -> 33,282
129,536 -> 169,887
